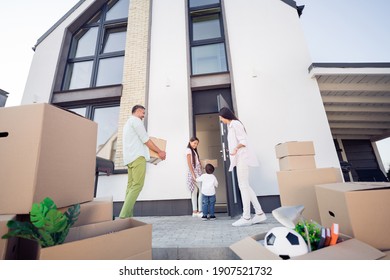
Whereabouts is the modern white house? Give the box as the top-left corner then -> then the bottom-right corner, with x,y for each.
20,0 -> 390,217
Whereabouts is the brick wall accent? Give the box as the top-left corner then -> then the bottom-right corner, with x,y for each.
115,0 -> 151,168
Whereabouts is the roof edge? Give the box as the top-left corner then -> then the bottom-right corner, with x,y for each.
309,62 -> 390,72
33,0 -> 87,50
280,0 -> 297,9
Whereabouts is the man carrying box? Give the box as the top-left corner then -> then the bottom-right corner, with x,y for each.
120,105 -> 166,218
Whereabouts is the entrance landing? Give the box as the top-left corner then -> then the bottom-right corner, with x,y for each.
134,214 -> 282,260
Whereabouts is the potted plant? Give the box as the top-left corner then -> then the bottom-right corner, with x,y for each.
2,197 -> 80,248
295,220 -> 322,251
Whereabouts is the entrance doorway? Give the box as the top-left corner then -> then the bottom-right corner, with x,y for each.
192,88 -> 243,217
195,113 -> 227,213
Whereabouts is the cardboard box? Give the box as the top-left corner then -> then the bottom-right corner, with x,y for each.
200,159 -> 218,168
0,103 -> 97,214
148,137 -> 166,165
58,196 -> 113,227
275,141 -> 315,159
315,182 -> 390,250
230,232 -> 385,260
380,250 -> 390,260
230,231 -> 385,260
277,168 -> 343,223
19,218 -> 152,260
278,155 -> 316,171
0,215 -> 18,259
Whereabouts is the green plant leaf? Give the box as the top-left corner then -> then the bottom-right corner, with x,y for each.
30,197 -> 57,228
2,220 -> 40,242
65,204 -> 80,227
3,197 -> 76,248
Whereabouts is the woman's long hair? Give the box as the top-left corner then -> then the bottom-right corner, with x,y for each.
218,107 -> 238,121
187,137 -> 200,168
219,107 -> 246,132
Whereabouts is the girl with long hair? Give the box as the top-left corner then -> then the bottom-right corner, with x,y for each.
186,137 -> 203,217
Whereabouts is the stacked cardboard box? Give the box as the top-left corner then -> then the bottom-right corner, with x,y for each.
275,141 -> 343,223
0,103 -> 152,259
315,182 -> 390,251
230,141 -> 386,260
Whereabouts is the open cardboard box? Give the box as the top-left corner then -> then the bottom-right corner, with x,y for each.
276,167 -> 343,223
148,137 -> 166,165
0,103 -> 97,214
315,182 -> 390,250
58,196 -> 114,227
17,218 -> 152,260
230,231 -> 385,260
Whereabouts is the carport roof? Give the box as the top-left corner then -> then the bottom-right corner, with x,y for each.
309,63 -> 390,142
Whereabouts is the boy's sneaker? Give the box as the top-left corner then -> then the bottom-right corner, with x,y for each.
251,213 -> 267,224
201,215 -> 208,221
209,215 -> 216,220
232,217 -> 252,227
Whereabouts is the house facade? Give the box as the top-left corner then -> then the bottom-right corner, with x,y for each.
21,0 -> 389,216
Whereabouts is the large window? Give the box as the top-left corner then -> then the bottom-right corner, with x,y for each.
69,104 -> 120,162
189,0 -> 228,75
63,0 -> 129,90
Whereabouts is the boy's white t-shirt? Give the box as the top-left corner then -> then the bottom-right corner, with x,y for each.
196,174 -> 218,196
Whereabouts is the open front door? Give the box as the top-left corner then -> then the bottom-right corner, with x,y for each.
217,94 -> 242,217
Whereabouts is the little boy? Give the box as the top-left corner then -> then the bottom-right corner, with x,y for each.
196,164 -> 218,220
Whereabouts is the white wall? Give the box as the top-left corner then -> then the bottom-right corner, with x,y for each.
137,0 -> 191,201
21,1 -> 93,104
223,0 -> 340,195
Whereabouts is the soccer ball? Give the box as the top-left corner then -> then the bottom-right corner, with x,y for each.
264,227 -> 308,259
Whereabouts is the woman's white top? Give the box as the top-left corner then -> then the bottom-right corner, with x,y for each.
227,120 -> 259,171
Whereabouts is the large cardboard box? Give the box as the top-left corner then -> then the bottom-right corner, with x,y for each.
0,103 -> 97,214
18,218 -> 152,260
200,159 -> 218,168
0,215 -> 18,259
278,155 -> 316,171
230,231 -> 385,260
315,182 -> 390,250
275,141 -> 315,159
58,196 -> 113,227
148,136 -> 166,165
277,168 -> 343,223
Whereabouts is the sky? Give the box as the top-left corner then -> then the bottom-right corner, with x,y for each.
0,0 -> 389,171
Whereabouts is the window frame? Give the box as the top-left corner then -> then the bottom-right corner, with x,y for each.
188,0 -> 228,76
62,0 -> 128,91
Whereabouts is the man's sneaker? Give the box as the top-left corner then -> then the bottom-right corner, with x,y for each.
201,215 -> 208,221
232,217 -> 252,227
252,213 -> 267,224
209,215 -> 216,220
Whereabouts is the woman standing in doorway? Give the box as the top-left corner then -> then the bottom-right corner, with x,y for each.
186,137 -> 203,217
219,107 -> 267,226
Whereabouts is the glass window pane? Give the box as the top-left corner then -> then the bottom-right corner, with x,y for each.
68,61 -> 94,90
191,43 -> 227,75
94,106 -> 120,160
96,56 -> 124,86
189,0 -> 219,8
68,107 -> 86,117
106,0 -> 130,21
103,30 -> 127,53
192,14 -> 221,41
72,27 -> 98,58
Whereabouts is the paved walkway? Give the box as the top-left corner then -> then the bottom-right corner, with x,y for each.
134,214 -> 283,260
